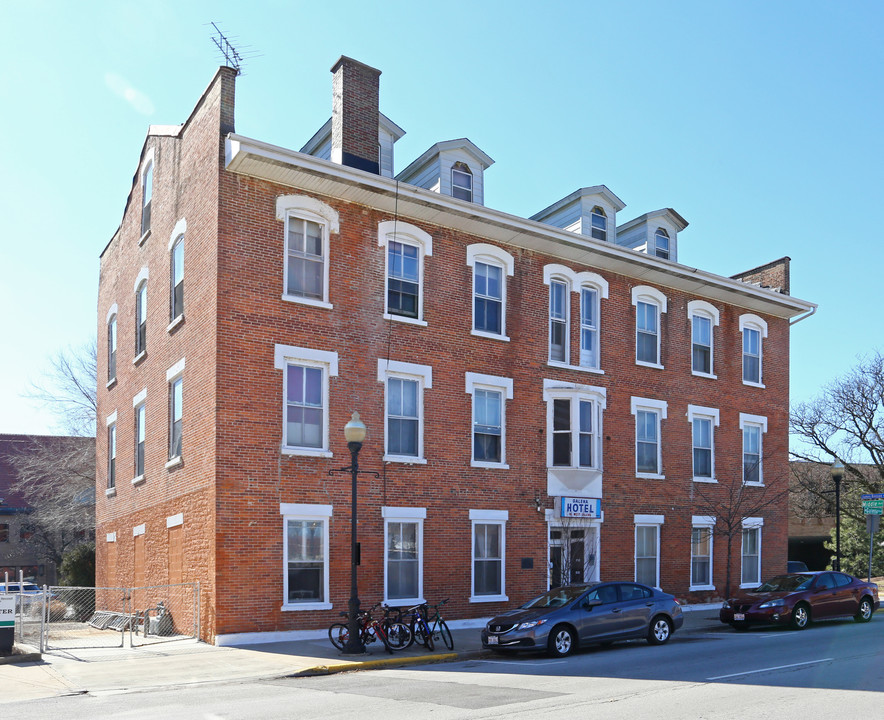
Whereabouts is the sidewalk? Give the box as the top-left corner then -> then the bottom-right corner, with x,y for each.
0,604 -> 724,704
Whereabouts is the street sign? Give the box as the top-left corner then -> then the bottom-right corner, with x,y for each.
866,514 -> 880,536
861,496 -> 884,515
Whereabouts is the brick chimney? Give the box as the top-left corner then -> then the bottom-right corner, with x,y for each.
330,56 -> 381,175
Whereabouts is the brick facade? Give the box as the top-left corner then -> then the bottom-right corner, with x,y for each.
96,61 -> 814,643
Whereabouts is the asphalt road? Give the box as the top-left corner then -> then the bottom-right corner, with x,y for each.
7,615 -> 883,719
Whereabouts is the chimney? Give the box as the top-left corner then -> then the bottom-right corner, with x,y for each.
330,56 -> 381,175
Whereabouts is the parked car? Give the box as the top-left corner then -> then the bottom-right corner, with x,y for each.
720,571 -> 879,631
787,560 -> 809,572
481,582 -> 684,657
0,582 -> 43,610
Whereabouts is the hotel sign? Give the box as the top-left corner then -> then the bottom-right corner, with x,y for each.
561,497 -> 602,519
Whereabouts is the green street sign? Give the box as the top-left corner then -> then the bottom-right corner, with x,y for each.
862,499 -> 884,515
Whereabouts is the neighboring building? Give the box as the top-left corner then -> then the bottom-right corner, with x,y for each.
95,57 -> 816,644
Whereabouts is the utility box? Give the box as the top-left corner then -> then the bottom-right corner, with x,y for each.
0,594 -> 14,652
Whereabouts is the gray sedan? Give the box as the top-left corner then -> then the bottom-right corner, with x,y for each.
481,582 -> 684,657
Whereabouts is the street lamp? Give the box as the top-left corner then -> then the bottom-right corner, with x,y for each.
830,459 -> 845,572
327,412 -> 378,655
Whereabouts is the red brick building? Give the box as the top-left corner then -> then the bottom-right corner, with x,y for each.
96,58 -> 816,644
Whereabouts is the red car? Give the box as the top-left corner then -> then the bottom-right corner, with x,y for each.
720,571 -> 879,630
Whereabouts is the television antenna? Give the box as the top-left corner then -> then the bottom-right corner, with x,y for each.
208,22 -> 261,76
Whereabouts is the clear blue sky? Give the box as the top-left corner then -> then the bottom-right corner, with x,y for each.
1,0 -> 880,437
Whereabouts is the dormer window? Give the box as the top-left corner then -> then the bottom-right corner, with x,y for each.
654,229 -> 670,259
590,207 -> 607,241
452,162 -> 473,202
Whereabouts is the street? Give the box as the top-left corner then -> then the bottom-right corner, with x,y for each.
5,616 -> 882,718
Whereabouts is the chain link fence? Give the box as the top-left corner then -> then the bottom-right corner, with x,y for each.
44,586 -> 128,650
128,582 -> 199,647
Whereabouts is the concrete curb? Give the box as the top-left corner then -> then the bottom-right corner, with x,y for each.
0,644 -> 42,665
289,649 -> 487,677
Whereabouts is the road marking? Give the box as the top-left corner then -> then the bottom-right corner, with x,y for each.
707,658 -> 834,680
477,659 -> 567,666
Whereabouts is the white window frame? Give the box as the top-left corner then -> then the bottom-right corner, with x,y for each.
378,359 -> 432,463
630,397 -> 667,479
543,381 -> 606,471
276,195 -> 339,310
466,244 -> 514,341
465,372 -> 513,469
134,271 -> 148,361
631,286 -> 667,369
739,413 -> 768,486
690,516 -> 715,591
382,506 -> 426,606
544,265 -> 609,374
280,503 -> 333,611
106,305 -> 118,386
654,228 -> 670,259
634,514 -> 663,588
739,314 -> 768,388
165,358 -> 185,467
687,300 -> 719,379
378,220 -> 433,326
167,218 -> 186,331
686,405 -> 719,483
469,509 -> 508,603
740,517 -> 763,588
274,345 -> 339,458
140,149 -> 154,242
451,163 -> 473,202
590,206 -> 607,242
132,387 -> 147,485
106,411 -> 117,491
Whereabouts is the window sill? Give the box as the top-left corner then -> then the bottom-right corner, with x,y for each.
281,447 -> 333,458
105,487 -> 117,498
281,602 -> 333,612
385,597 -> 424,607
471,330 -> 510,342
471,461 -> 510,469
133,351 -> 147,366
690,584 -> 715,592
740,582 -> 760,589
742,380 -> 766,389
281,294 -> 333,310
636,360 -> 665,370
547,361 -> 604,375
165,456 -> 183,471
132,475 -> 146,486
692,477 -> 718,484
691,371 -> 717,380
383,313 -> 427,327
106,377 -> 117,390
138,229 -> 151,246
636,472 -> 665,480
470,594 -> 508,603
742,481 -> 765,487
383,455 -> 427,465
167,315 -> 185,334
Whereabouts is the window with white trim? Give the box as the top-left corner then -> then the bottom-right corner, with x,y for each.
465,373 -> 512,468
169,376 -> 182,461
275,345 -> 339,456
654,228 -> 670,259
141,157 -> 153,238
544,383 -> 606,470
383,507 -> 425,604
687,300 -> 719,378
634,515 -> 663,587
467,244 -> 514,340
276,196 -> 339,309
631,286 -> 667,368
107,420 -> 117,490
281,503 -> 332,610
135,280 -> 147,357
549,279 -> 569,363
545,266 -> 609,372
134,401 -> 145,480
170,235 -> 184,322
631,397 -> 667,478
691,519 -> 714,589
739,413 -> 767,485
590,206 -> 607,241
741,520 -> 763,586
452,162 -> 473,202
579,286 -> 599,369
687,405 -> 719,482
378,360 -> 432,462
739,314 -> 767,386
379,221 -> 432,324
107,313 -> 117,382
470,509 -> 508,602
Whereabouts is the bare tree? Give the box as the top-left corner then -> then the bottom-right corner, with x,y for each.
25,339 -> 97,437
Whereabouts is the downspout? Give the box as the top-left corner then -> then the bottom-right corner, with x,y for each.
789,304 -> 817,326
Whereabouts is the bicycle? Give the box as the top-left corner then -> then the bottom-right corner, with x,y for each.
426,598 -> 454,650
392,602 -> 434,650
381,605 -> 414,650
328,603 -> 402,654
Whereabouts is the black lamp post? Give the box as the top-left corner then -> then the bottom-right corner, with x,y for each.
830,459 -> 844,572
327,412 -> 378,655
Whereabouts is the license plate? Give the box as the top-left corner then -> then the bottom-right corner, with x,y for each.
734,613 -> 745,621
487,635 -> 498,645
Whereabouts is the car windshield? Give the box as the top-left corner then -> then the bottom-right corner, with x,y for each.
521,585 -> 592,609
755,574 -> 812,592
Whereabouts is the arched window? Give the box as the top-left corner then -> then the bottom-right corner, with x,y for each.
631,286 -> 667,368
140,151 -> 153,240
170,235 -> 184,322
590,207 -> 607,241
654,228 -> 670,259
106,308 -> 117,383
135,277 -> 148,357
276,195 -> 339,309
451,162 -> 473,202
378,221 -> 433,325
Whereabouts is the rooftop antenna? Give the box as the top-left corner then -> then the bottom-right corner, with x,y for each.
208,22 -> 262,76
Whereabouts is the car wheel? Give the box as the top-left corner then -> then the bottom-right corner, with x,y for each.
547,625 -> 576,657
647,615 -> 672,645
854,597 -> 874,623
790,602 -> 811,630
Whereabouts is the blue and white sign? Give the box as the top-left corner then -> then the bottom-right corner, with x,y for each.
561,497 -> 601,519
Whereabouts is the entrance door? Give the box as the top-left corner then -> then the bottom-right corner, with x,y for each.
549,526 -> 596,588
